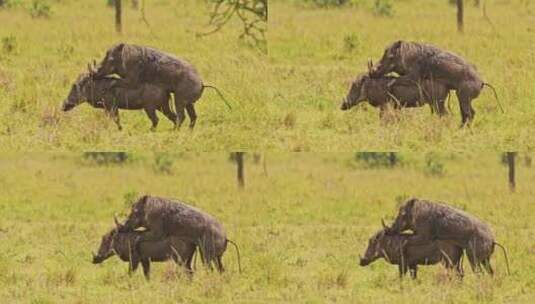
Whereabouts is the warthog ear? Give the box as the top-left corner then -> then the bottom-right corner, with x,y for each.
406,198 -> 416,209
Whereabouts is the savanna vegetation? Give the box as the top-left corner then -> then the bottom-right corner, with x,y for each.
269,0 -> 535,150
0,0 -> 269,150
0,152 -> 534,303
1,0 -> 534,150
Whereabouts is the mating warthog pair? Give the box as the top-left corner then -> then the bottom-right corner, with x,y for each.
92,216 -> 196,280
62,63 -> 175,131
369,40 -> 502,125
113,195 -> 241,274
341,61 -> 450,117
63,43 -> 231,130
360,224 -> 464,279
382,198 -> 510,276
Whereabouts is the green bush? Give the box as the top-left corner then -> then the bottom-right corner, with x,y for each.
82,152 -> 129,166
29,0 -> 51,18
373,0 -> 393,16
355,152 -> 399,168
2,35 -> 17,54
424,153 -> 445,176
153,153 -> 174,175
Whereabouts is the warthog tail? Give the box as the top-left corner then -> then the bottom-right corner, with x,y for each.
202,85 -> 232,110
494,241 -> 511,275
227,239 -> 242,274
482,82 -> 504,113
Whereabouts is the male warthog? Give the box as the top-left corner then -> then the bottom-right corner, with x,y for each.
341,62 -> 449,117
62,63 -> 177,130
92,217 -> 196,280
359,225 -> 464,279
370,40 -> 501,125
384,198 -> 510,275
93,43 -> 231,129
116,195 -> 241,273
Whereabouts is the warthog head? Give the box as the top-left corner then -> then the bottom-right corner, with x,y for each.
119,195 -> 148,232
94,43 -> 125,78
359,223 -> 390,266
388,198 -> 417,234
341,61 -> 376,111
92,215 -> 124,264
370,40 -> 403,78
62,62 -> 101,111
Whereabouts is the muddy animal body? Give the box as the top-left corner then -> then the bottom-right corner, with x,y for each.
341,71 -> 449,117
94,43 -> 204,128
360,228 -> 463,279
370,40 -> 487,125
62,69 -> 176,130
118,195 -> 229,272
92,226 -> 196,279
385,198 -> 506,274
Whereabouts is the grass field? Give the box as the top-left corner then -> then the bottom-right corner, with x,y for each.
1,153 -> 534,303
0,0 -> 270,150
267,0 -> 535,151
1,0 -> 534,150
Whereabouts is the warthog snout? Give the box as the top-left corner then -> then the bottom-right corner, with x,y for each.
92,252 -> 104,264
62,100 -> 75,112
359,255 -> 370,266
340,99 -> 350,111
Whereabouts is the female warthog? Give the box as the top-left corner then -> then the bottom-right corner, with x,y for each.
360,225 -> 464,279
341,62 -> 450,117
92,217 -> 196,280
62,63 -> 176,131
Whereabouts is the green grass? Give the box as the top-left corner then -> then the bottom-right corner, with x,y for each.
0,0 -> 270,150
1,153 -> 534,303
268,0 -> 535,150
1,0 -> 534,150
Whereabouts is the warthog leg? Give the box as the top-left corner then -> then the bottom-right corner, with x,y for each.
105,106 -> 122,131
158,103 -> 177,127
143,106 -> 159,131
174,98 -> 186,129
141,259 -> 151,280
186,104 -> 197,129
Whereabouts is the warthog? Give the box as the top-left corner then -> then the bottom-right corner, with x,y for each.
92,217 -> 196,280
62,63 -> 177,131
93,43 -> 231,129
370,40 -> 501,125
341,63 -> 450,117
359,225 -> 464,279
116,195 -> 241,273
385,198 -> 510,275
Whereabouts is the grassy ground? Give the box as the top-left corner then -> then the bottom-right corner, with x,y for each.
1,0 -> 534,150
268,0 -> 535,150
0,0 -> 270,150
0,153 -> 534,303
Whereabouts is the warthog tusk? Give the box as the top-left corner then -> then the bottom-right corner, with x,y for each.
381,218 -> 389,230
113,213 -> 123,229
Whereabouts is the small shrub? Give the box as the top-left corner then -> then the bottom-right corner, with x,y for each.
123,190 -> 139,207
373,0 -> 393,17
29,0 -> 51,18
1,0 -> 23,8
343,33 -> 360,53
153,153 -> 174,175
424,153 -> 445,176
355,152 -> 399,168
2,35 -> 17,54
82,152 -> 129,165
